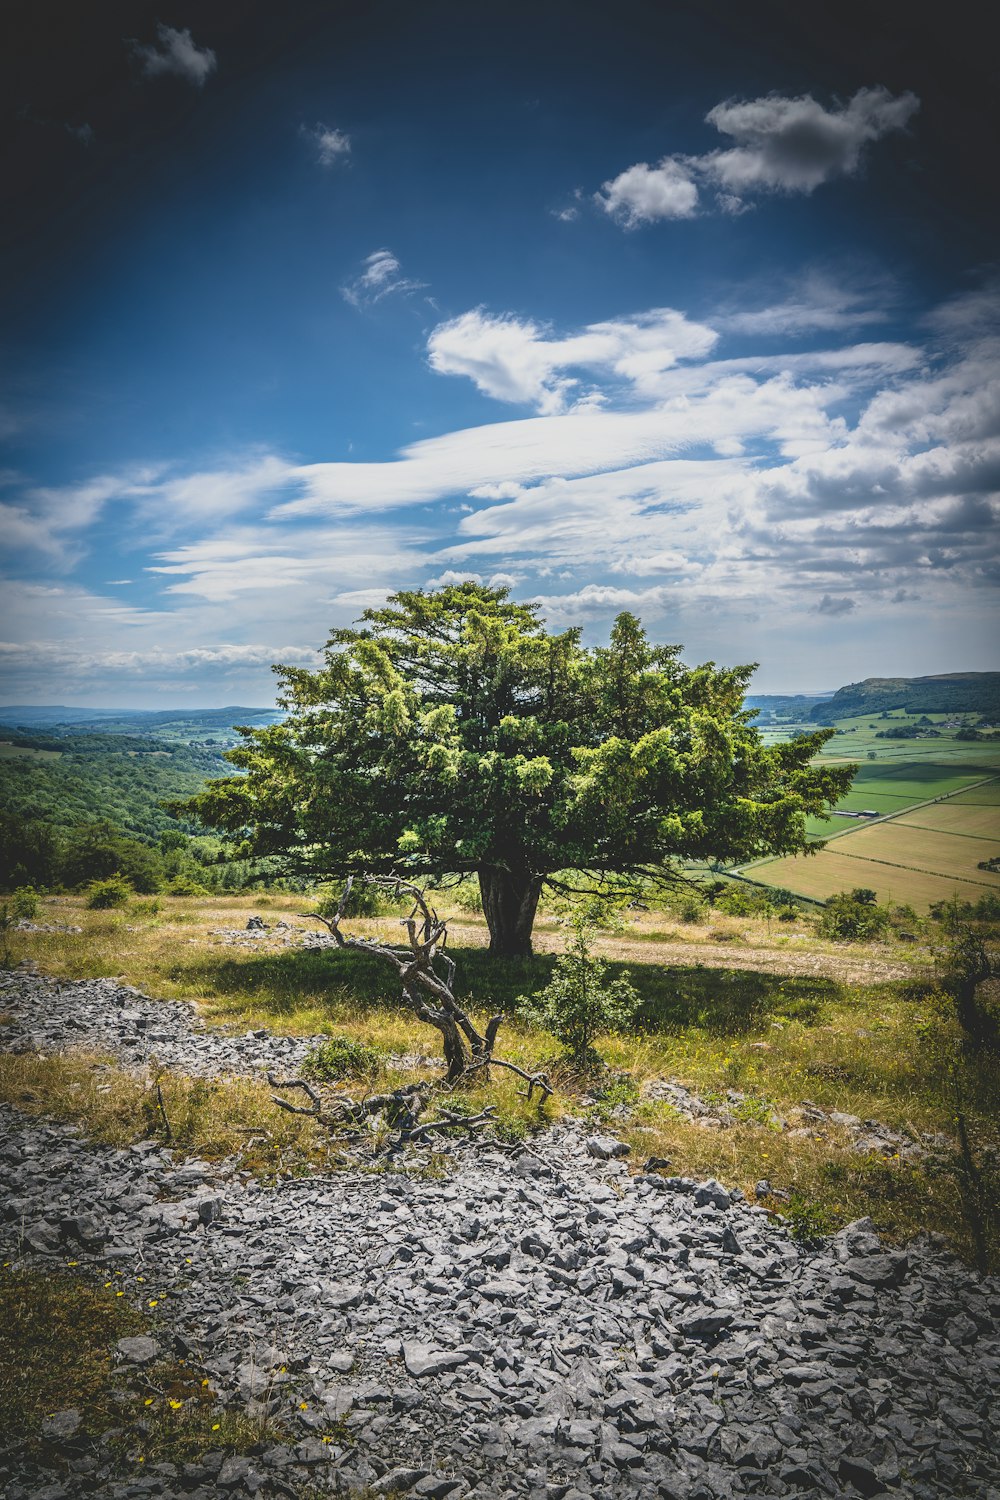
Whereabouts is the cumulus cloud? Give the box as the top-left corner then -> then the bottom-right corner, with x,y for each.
596,158 -> 699,227
132,25 -> 216,87
595,88 -> 918,225
307,124 -> 351,167
426,306 -> 718,412
702,87 -> 919,196
341,250 -> 426,309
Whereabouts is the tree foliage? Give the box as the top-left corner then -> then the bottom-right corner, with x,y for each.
183,584 -> 855,955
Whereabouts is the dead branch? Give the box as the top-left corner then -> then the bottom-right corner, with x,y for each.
298,873 -> 549,1092
267,1073 -> 322,1116
406,1104 -> 498,1141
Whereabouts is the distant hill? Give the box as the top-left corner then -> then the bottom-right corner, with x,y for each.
744,693 -> 834,722
0,705 -> 282,737
810,673 -> 1000,723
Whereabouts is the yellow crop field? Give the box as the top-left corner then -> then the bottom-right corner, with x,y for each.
894,801 -> 1000,839
752,847 -> 994,909
828,823 -> 1000,887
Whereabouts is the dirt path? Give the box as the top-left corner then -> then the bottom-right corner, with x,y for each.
448,920 -> 923,984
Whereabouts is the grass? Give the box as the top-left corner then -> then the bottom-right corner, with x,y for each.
0,1264 -> 284,1465
3,893 -> 998,1266
0,1051 -> 344,1179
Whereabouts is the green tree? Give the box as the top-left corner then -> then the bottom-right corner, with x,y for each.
181,584 -> 854,957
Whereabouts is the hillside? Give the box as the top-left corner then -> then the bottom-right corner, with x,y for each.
0,706 -> 282,740
811,673 -> 1000,723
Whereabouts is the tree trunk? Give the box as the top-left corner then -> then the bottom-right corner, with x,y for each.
478,867 -> 543,958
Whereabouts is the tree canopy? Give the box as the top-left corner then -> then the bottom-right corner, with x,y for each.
182,583 -> 855,955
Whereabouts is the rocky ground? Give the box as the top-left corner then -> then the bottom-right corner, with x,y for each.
1,968 -> 998,1500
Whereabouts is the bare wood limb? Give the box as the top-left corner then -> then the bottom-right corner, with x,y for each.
406,1105 -> 498,1142
267,1072 -> 321,1115
154,1081 -> 173,1143
459,1056 -> 553,1103
292,872 -> 559,1112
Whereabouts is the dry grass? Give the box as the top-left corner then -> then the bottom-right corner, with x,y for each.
0,1264 -> 284,1462
0,1051 -> 344,1178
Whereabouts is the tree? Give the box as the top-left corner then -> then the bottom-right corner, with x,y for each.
181,584 -> 855,957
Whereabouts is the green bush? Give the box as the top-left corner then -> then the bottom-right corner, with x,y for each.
10,887 -> 39,920
818,888 -> 892,941
715,885 -> 775,918
86,875 -> 133,909
314,881 -> 390,920
302,1035 -> 385,1081
165,875 -> 210,896
518,916 -> 641,1069
784,1191 -> 835,1245
447,878 -> 483,915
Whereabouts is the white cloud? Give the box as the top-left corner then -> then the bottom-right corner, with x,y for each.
595,88 -> 918,226
132,25 -> 217,87
426,306 -> 718,412
596,158 -> 699,227
341,249 -> 426,309
426,569 -> 483,588
6,283 -> 997,700
308,124 -> 351,167
717,274 -> 891,337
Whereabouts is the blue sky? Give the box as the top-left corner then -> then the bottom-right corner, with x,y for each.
1,0 -> 997,706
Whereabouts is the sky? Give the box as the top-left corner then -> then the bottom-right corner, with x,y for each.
1,0 -> 998,707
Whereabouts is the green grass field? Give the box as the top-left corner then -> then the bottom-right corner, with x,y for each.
741,711 -> 1000,908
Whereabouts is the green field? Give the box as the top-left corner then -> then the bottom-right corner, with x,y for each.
803,761 -> 1000,841
0,742 -> 62,760
740,712 -> 1000,909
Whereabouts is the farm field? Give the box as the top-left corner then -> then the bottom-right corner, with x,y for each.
743,709 -> 1000,908
802,761 -> 1000,841
748,844 -> 995,909
894,800 -> 1000,839
950,781 -> 1000,805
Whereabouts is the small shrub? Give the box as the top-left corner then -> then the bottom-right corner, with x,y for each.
732,1095 -> 777,1126
314,882 -> 389,919
129,897 -> 162,917
11,887 -> 39,920
776,904 -> 799,923
588,1073 -> 640,1120
785,1191 -> 835,1246
715,885 -> 774,918
818,888 -> 891,941
518,914 -> 641,1069
86,875 -> 132,909
448,878 -> 483,915
165,875 -> 210,896
675,895 -> 707,924
302,1035 -> 385,1081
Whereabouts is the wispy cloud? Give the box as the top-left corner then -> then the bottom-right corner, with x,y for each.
131,25 -> 217,87
341,249 -> 426,309
306,123 -> 352,167
596,87 -> 919,225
